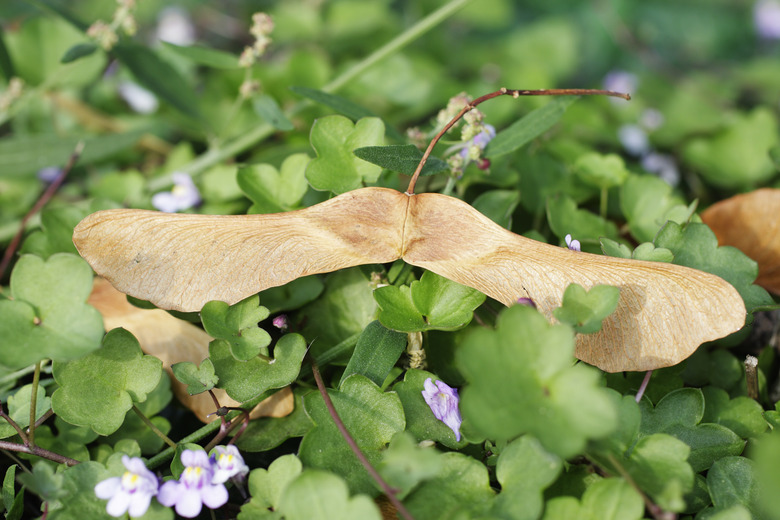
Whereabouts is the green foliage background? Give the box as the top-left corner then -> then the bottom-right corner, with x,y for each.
1,0 -> 779,518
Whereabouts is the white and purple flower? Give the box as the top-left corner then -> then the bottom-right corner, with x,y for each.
94,455 -> 159,518
422,378 -> 462,441
157,449 -> 228,518
210,445 -> 249,484
565,234 -> 581,252
151,172 -> 201,213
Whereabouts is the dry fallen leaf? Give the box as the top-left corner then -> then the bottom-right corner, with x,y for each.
87,277 -> 293,421
74,187 -> 746,373
701,188 -> 780,295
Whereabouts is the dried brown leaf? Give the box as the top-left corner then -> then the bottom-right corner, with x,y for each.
701,188 -> 780,295
87,278 -> 293,421
75,187 -> 746,373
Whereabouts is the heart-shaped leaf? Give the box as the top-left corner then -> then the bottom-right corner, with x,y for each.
171,359 -> 218,395
201,295 -> 271,361
553,283 -> 620,334
238,153 -> 310,214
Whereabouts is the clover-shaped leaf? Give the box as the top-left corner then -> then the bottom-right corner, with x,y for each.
305,115 -> 385,194
546,194 -> 619,248
277,470 -> 382,520
0,383 -> 51,439
171,358 -> 218,395
51,328 -> 162,436
701,386 -> 768,439
491,436 -> 563,519
298,374 -> 404,495
573,152 -> 629,190
655,221 -> 774,313
401,452 -> 495,520
0,254 -> 104,370
580,478 -> 644,520
374,270 -> 486,333
238,153 -> 311,214
601,238 -> 674,263
457,305 -> 617,458
243,454 -> 302,513
376,432 -> 442,500
201,295 -> 271,361
683,107 -> 778,188
639,388 -> 744,472
553,283 -> 620,334
210,333 -> 306,403
620,174 -> 686,243
19,206 -> 86,258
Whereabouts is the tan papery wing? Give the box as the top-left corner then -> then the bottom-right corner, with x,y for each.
74,188 -> 407,312
402,194 -> 747,372
701,188 -> 780,295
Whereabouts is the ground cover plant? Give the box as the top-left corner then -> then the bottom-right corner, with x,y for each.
1,0 -> 780,519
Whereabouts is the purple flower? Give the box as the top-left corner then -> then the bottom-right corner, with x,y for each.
157,450 -> 228,518
94,455 -> 159,518
516,297 -> 537,309
565,234 -> 581,252
458,124 -> 496,161
210,445 -> 249,484
422,378 -> 462,441
118,81 -> 159,114
151,172 -> 201,213
272,314 -> 288,331
755,0 -> 780,39
37,166 -> 62,184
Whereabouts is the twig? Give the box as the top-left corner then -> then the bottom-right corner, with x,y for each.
310,360 -> 415,520
0,440 -> 80,467
405,88 -> 630,195
635,370 -> 653,403
745,355 -> 759,401
0,141 -> 85,279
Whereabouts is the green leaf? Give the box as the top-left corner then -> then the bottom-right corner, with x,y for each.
707,457 -> 761,517
171,359 -> 218,395
17,462 -> 66,502
238,154 -> 310,214
237,388 -> 314,452
0,254 -> 104,370
630,242 -> 675,262
161,41 -> 240,68
0,26 -> 15,80
104,373 -> 172,455
210,333 -> 306,403
201,295 -> 271,361
393,369 -> 467,449
376,432 -> 442,500
113,42 -> 202,120
51,328 -> 163,436
752,430 -> 780,518
253,94 -> 294,131
305,115 -> 385,194
541,496 -> 581,520
701,386 -> 768,439
580,478 -> 644,520
683,108 -> 778,188
600,238 -> 633,259
0,383 -> 51,439
471,190 -> 520,229
87,170 -> 146,206
60,42 -> 97,63
402,452 -> 495,520
573,153 -> 629,190
278,470 -> 382,520
258,276 -> 324,314
553,283 -> 620,334
243,454 -> 302,512
352,145 -> 449,177
340,321 -> 406,388
639,388 -> 745,472
3,465 -> 24,520
19,205 -> 86,258
620,174 -> 686,243
655,221 -> 774,313
375,270 -> 486,333
491,436 -> 563,520
0,131 -> 144,178
299,374 -> 405,495
457,305 -> 617,458
486,96 -> 578,158
546,194 -> 619,246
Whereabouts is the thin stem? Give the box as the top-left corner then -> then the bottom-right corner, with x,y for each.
606,454 -> 676,520
441,176 -> 457,197
405,88 -> 630,195
132,405 -> 177,449
600,187 -> 608,219
27,361 -> 42,446
0,440 -> 80,467
310,360 -> 415,520
0,142 -> 84,279
745,355 -> 759,401
0,403 -> 28,443
635,370 -> 653,403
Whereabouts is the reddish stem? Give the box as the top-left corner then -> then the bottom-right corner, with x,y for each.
405,88 -> 630,195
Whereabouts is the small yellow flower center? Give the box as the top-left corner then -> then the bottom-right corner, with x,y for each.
121,471 -> 139,490
171,184 -> 188,197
